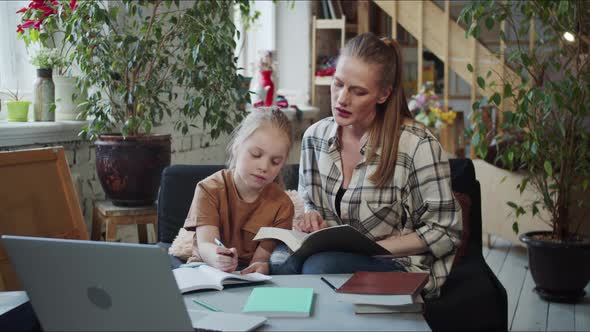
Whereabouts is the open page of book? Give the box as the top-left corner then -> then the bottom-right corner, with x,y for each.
173,265 -> 271,293
253,227 -> 308,252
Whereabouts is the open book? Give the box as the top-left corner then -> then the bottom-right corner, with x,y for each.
172,264 -> 271,294
253,224 -> 390,260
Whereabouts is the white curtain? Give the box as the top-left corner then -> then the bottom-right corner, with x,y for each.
0,1 -> 36,95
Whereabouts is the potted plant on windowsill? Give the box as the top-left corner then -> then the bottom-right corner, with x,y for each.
460,0 -> 590,302
17,0 -> 85,121
1,88 -> 32,122
61,0 -> 255,206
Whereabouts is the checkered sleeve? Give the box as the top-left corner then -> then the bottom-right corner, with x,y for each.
408,136 -> 462,259
298,130 -> 318,214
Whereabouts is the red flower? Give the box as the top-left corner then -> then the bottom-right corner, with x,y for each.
16,25 -> 25,33
21,20 -> 35,28
33,20 -> 42,30
16,7 -> 27,14
70,0 -> 77,10
37,5 -> 54,12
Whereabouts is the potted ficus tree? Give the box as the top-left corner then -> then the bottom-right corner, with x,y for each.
63,0 -> 255,206
460,0 -> 590,302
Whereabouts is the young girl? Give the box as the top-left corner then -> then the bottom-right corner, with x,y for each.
183,107 -> 294,275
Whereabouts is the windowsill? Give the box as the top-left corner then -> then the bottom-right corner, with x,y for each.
0,121 -> 88,147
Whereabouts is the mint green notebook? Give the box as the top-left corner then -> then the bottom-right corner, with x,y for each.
243,287 -> 314,317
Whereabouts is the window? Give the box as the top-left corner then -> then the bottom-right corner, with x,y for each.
0,1 -> 35,96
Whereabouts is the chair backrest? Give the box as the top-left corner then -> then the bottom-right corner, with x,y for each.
156,160 -> 482,260
157,164 -> 300,243
448,158 -> 483,257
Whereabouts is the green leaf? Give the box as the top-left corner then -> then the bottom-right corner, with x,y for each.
500,176 -> 507,184
477,76 -> 486,89
507,201 -> 518,210
485,17 -> 494,30
512,222 -> 519,234
491,92 -> 501,106
532,204 -> 539,216
503,83 -> 513,98
544,161 -> 553,177
467,63 -> 474,72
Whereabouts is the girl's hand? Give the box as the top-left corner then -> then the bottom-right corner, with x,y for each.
212,246 -> 238,272
294,211 -> 328,233
240,261 -> 269,275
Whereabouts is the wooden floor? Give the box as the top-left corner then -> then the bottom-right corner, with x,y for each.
483,236 -> 590,332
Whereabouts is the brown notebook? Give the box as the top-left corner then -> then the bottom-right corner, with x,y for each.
336,271 -> 429,295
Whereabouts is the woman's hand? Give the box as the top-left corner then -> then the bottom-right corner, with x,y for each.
294,211 -> 328,233
240,261 -> 269,275
211,246 -> 238,272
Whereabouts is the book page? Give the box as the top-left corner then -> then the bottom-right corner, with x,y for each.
173,267 -> 219,292
173,265 -> 271,293
253,227 -> 308,252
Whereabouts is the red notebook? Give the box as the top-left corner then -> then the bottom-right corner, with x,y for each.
336,271 -> 429,295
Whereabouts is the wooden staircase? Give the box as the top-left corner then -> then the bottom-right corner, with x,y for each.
374,0 -> 524,157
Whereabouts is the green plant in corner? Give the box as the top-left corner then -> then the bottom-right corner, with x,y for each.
65,0 -> 257,139
459,0 -> 590,242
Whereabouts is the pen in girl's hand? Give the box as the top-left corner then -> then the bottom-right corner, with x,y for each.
215,238 -> 234,257
214,238 -> 226,248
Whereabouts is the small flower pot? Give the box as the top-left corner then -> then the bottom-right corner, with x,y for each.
6,101 -> 31,122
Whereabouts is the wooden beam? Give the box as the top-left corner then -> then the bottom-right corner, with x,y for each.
391,0 -> 397,39
529,17 -> 535,54
498,17 -> 506,134
417,0 -> 423,90
340,16 -> 346,47
357,0 -> 370,34
470,34 -> 477,159
443,0 -> 450,109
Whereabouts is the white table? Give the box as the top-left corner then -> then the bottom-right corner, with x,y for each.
182,274 -> 431,331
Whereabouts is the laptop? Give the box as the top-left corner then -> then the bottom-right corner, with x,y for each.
1,235 -> 266,332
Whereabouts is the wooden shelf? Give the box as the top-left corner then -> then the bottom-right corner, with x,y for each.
314,76 -> 333,86
316,18 -> 346,30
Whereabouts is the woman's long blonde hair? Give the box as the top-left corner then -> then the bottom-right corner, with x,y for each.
340,33 -> 413,187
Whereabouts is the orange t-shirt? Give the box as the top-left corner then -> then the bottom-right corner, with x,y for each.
183,169 -> 294,265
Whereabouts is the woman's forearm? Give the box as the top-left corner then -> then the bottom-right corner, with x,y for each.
376,232 -> 428,258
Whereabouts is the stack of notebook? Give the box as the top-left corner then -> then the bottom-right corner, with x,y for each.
335,271 -> 429,314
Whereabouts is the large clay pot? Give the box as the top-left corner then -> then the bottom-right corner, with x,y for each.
95,134 -> 171,206
520,231 -> 590,303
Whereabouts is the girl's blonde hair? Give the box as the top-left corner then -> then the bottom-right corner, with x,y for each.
340,32 -> 413,187
227,107 -> 294,172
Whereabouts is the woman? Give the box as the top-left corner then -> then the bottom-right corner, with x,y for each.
276,33 -> 462,298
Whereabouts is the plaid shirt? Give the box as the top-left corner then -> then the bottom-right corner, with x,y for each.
298,117 -> 462,298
